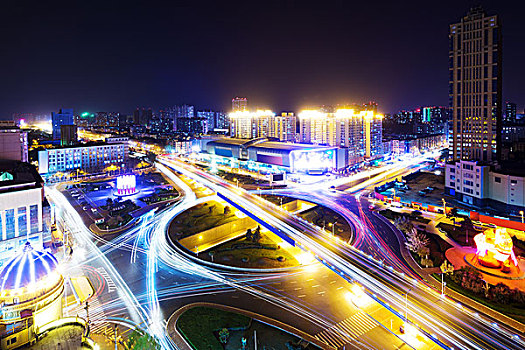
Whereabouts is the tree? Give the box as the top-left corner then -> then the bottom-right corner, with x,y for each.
489,283 -> 512,304
440,260 -> 454,274
106,197 -> 113,208
127,330 -> 160,350
223,206 -> 231,216
245,228 -> 253,241
405,228 -> 429,254
394,216 -> 413,234
218,328 -> 229,344
252,225 -> 261,243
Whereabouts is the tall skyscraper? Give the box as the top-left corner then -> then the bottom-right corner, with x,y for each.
51,108 -> 74,140
232,97 -> 248,112
449,7 -> 502,162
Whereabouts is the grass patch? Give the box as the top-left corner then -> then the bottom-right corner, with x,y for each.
379,209 -> 430,224
203,232 -> 299,268
177,306 -> 251,350
431,274 -> 525,324
436,222 -> 477,246
169,201 -> 238,239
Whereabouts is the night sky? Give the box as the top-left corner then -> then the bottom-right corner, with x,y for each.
1,0 -> 524,117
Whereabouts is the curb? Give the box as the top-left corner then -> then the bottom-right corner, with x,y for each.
165,302 -> 335,350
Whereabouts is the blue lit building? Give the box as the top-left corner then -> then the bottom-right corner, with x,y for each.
51,109 -> 74,141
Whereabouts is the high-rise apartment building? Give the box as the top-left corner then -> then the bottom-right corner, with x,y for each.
232,97 -> 248,112
275,113 -> 297,142
449,7 -> 502,162
51,109 -> 74,141
228,110 -> 296,141
298,108 -> 383,159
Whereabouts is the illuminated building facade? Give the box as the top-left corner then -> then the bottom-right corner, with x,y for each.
274,113 -> 297,142
197,137 -> 346,173
38,141 -> 129,174
0,243 -> 64,349
445,159 -> 525,211
0,161 -> 48,263
51,109 -> 74,141
232,97 -> 248,112
298,109 -> 383,160
449,7 -> 502,162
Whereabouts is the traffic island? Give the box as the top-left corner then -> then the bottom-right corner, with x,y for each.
168,303 -> 325,350
168,200 -> 304,270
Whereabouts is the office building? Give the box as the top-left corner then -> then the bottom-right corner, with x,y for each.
0,161 -> 48,262
60,124 -> 78,146
38,141 -> 129,174
298,108 -> 383,160
232,97 -> 248,112
51,109 -> 74,141
197,110 -> 216,133
449,7 -> 502,162
0,124 -> 28,162
504,102 -> 517,124
445,159 -> 525,211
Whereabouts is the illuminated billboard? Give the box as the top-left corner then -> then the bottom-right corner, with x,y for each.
291,149 -> 335,173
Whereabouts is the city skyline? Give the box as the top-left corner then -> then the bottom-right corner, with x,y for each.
1,1 -> 525,118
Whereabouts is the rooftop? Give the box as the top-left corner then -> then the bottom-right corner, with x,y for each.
0,242 -> 60,291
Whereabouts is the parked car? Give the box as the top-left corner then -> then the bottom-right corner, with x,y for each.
91,208 -> 97,213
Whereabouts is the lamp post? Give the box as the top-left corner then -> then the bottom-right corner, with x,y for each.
405,288 -> 412,322
442,198 -> 447,216
441,274 -> 447,299
520,211 -> 524,224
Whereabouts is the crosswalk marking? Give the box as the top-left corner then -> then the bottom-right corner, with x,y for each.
97,267 -> 117,293
314,311 -> 379,349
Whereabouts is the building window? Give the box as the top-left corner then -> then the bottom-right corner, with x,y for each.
30,205 -> 39,233
494,177 -> 501,183
17,207 -> 27,236
5,209 -> 15,240
511,180 -> 517,185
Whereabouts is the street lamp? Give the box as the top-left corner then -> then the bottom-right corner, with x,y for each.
405,288 -> 412,322
520,211 -> 524,224
442,198 -> 447,216
233,178 -> 239,188
441,273 -> 447,299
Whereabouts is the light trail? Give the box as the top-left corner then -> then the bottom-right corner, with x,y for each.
159,155 -> 525,350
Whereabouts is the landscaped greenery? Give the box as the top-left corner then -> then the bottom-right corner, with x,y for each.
126,329 -> 160,350
140,187 -> 179,204
217,170 -> 269,186
436,221 -> 479,246
204,228 -> 299,268
433,267 -> 525,323
379,209 -> 430,224
176,307 -> 251,350
169,201 -> 238,239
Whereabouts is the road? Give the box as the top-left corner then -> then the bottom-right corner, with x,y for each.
159,155 -> 525,350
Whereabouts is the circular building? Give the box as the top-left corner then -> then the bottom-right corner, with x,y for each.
0,242 -> 64,349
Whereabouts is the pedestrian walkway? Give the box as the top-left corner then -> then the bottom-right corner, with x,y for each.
314,311 -> 378,348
